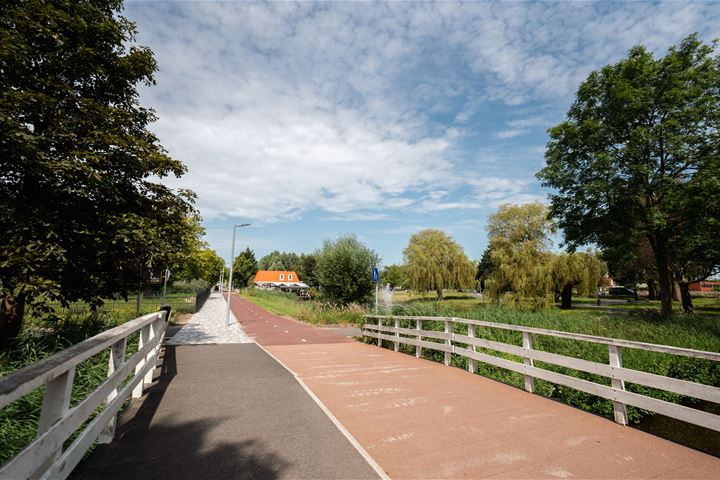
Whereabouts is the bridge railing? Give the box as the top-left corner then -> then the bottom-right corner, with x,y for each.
0,309 -> 169,479
363,315 -> 720,431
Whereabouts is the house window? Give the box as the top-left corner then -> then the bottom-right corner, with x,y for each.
288,274 -> 293,280
279,274 -> 284,280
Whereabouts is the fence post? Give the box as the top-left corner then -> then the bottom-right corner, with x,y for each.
36,368 -> 75,473
99,338 -> 127,444
394,318 -> 400,352
467,324 -> 476,374
143,319 -> 157,387
608,344 -> 628,425
377,318 -> 382,346
522,332 -> 535,393
132,324 -> 150,398
444,320 -> 452,366
416,319 -> 422,358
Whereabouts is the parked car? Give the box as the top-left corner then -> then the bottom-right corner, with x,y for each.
608,287 -> 636,296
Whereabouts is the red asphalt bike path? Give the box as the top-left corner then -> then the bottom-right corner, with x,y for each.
228,292 -> 720,479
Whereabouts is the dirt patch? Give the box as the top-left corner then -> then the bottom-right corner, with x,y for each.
172,313 -> 193,326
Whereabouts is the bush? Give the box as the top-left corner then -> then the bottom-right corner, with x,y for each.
314,234 -> 379,304
170,278 -> 209,291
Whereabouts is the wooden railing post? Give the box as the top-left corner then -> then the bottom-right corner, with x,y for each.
394,318 -> 400,352
132,324 -> 150,398
143,320 -> 157,387
98,338 -> 127,444
467,324 -> 476,374
36,368 -> 75,474
444,320 -> 451,366
609,344 -> 628,425
522,332 -> 535,393
416,319 -> 422,358
377,318 -> 382,346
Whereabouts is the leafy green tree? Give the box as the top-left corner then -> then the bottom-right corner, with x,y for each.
476,247 -> 496,293
0,1 -> 195,342
538,35 -> 720,318
174,248 -> 225,286
381,264 -> 408,289
314,235 -> 379,304
403,229 -> 475,299
231,247 -> 258,289
258,251 -> 301,271
486,203 -> 554,305
551,252 -> 606,309
296,253 -> 317,287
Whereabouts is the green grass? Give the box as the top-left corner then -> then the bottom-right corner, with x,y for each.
241,289 -> 365,325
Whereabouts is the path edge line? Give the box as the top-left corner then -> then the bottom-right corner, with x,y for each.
254,343 -> 390,480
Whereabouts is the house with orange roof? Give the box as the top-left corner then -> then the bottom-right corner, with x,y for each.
253,270 -> 309,291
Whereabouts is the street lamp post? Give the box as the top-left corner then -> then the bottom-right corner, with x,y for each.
225,223 -> 250,326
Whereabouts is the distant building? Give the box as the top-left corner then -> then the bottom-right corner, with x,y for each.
253,270 -> 309,291
689,280 -> 720,293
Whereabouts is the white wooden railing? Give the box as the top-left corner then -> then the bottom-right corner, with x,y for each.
0,310 -> 169,479
363,315 -> 720,431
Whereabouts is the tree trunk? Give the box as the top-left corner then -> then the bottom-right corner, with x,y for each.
647,280 -> 657,300
672,282 -> 681,302
679,282 -> 694,314
655,250 -> 673,319
436,288 -> 443,300
0,293 -> 26,347
560,284 -> 573,309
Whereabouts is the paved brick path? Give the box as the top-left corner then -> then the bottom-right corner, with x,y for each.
166,292 -> 252,345
230,293 -> 720,479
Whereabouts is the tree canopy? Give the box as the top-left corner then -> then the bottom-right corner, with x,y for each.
314,235 -> 379,304
551,252 -> 606,309
0,1 -> 195,341
258,251 -> 300,272
403,229 -> 475,299
537,34 -> 720,317
485,204 -> 554,306
232,247 -> 258,289
381,264 -> 408,289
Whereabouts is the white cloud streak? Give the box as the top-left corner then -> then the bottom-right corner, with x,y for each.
125,1 -> 718,221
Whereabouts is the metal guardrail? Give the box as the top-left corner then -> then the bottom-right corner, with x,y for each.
363,315 -> 720,431
0,310 -> 170,479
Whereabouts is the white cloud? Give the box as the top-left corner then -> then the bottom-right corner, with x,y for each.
125,1 -> 719,223
493,128 -> 530,139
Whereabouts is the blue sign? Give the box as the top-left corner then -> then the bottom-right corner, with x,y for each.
372,267 -> 379,283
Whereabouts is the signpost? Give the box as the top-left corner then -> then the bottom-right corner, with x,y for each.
372,266 -> 379,312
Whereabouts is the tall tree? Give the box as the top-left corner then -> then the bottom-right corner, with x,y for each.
232,247 -> 258,289
381,264 -> 408,289
476,246 -> 496,293
538,35 -> 720,318
314,234 -> 379,304
0,1 -> 195,342
174,248 -> 225,286
258,251 -> 301,272
296,253 -> 317,287
486,203 -> 555,305
551,252 -> 606,309
403,229 -> 475,299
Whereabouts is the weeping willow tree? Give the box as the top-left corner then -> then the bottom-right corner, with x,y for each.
551,252 -> 606,309
403,229 -> 475,299
486,203 -> 555,307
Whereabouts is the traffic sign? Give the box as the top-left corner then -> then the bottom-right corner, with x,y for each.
372,267 -> 379,283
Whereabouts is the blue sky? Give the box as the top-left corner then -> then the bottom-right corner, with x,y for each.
125,1 -> 719,266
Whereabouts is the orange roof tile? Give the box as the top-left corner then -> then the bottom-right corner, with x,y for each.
253,270 -> 301,283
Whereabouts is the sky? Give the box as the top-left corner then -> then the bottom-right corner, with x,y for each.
124,1 -> 719,266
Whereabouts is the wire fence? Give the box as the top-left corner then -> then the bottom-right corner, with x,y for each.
31,291 -> 198,323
